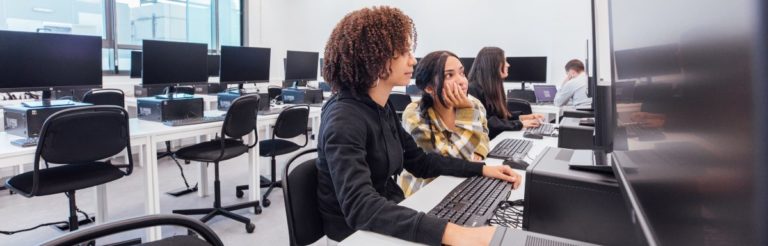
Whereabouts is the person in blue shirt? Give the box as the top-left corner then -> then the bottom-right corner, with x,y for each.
553,59 -> 592,107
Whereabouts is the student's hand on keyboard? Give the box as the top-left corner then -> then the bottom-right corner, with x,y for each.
482,165 -> 522,189
442,223 -> 496,246
521,119 -> 541,129
520,114 -> 545,121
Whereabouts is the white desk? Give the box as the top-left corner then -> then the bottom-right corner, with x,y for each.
340,130 -> 559,245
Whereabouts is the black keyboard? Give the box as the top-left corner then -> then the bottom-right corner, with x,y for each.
10,137 -> 38,147
428,176 -> 512,227
525,123 -> 556,136
163,115 -> 225,126
488,139 -> 532,159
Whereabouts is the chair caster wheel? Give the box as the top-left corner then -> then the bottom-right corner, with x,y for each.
236,190 -> 244,198
263,199 -> 271,207
246,223 -> 255,233
255,205 -> 262,214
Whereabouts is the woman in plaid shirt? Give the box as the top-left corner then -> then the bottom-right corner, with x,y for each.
400,51 -> 490,196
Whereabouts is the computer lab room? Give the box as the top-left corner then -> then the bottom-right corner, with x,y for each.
1,0 -> 766,245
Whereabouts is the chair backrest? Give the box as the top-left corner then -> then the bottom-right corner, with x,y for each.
37,105 -> 132,166
282,149 -> 323,246
273,105 -> 309,139
507,89 -> 537,103
268,87 -> 282,100
223,94 -> 260,139
388,93 -> 412,113
82,88 -> 125,108
507,98 -> 533,115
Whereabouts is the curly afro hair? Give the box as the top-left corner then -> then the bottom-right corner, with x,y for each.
322,6 -> 417,96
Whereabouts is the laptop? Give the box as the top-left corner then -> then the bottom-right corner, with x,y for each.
490,227 -> 598,246
533,85 -> 557,104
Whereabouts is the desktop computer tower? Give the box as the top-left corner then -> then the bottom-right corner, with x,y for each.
557,117 -> 595,150
282,88 -> 323,104
3,102 -> 92,138
217,91 -> 268,111
136,97 -> 204,122
192,83 -> 224,94
133,85 -> 165,97
522,147 -> 639,245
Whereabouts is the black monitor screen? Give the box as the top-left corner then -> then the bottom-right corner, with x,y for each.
505,57 -> 547,82
610,0 -> 764,245
130,51 -> 142,78
0,30 -> 102,91
285,50 -> 318,81
459,57 -> 474,76
614,44 -> 680,80
220,46 -> 270,83
142,40 -> 208,86
207,55 -> 220,77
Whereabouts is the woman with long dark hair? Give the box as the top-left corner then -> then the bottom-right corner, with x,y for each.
468,47 -> 544,139
399,50 -> 490,196
317,7 -> 520,245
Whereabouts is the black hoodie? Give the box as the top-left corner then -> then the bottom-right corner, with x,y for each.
316,89 -> 484,245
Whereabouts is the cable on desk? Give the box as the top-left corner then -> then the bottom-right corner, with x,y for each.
489,199 -> 525,228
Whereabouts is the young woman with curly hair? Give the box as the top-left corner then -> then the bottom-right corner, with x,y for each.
317,6 -> 521,245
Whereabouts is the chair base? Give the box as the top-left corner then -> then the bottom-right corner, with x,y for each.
235,178 -> 281,208
53,213 -> 95,231
173,200 -> 260,233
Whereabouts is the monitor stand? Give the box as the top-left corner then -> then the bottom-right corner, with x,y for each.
21,89 -> 74,108
154,86 -> 193,99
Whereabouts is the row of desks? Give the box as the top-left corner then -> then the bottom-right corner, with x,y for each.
0,105 -> 321,241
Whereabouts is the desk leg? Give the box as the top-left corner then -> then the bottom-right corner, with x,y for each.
312,115 -> 321,147
197,134 -> 209,197
138,145 -> 145,168
145,139 -> 162,241
249,132 -> 261,214
95,184 -> 108,225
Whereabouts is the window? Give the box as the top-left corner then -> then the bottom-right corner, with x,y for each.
0,0 -> 242,72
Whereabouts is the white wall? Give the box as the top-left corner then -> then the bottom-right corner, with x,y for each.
248,0 -> 593,89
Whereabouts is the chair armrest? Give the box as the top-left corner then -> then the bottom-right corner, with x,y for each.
39,214 -> 223,246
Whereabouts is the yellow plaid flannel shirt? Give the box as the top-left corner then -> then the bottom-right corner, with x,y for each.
399,95 -> 490,196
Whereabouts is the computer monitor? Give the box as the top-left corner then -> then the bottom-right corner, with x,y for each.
141,40 -> 208,97
207,54 -> 220,77
220,46 -> 271,88
130,51 -> 142,78
459,57 -> 474,75
0,30 -> 102,106
609,0 -> 765,245
285,50 -> 318,83
505,57 -> 547,83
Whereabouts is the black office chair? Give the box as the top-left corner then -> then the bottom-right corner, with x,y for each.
172,94 -> 261,233
235,105 -> 310,207
507,98 -> 533,116
282,148 -> 338,246
507,89 -> 537,103
82,88 -> 125,108
40,214 -> 223,246
5,106 -> 133,232
388,93 -> 412,121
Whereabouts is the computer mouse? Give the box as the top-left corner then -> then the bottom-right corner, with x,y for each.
503,156 -> 530,170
